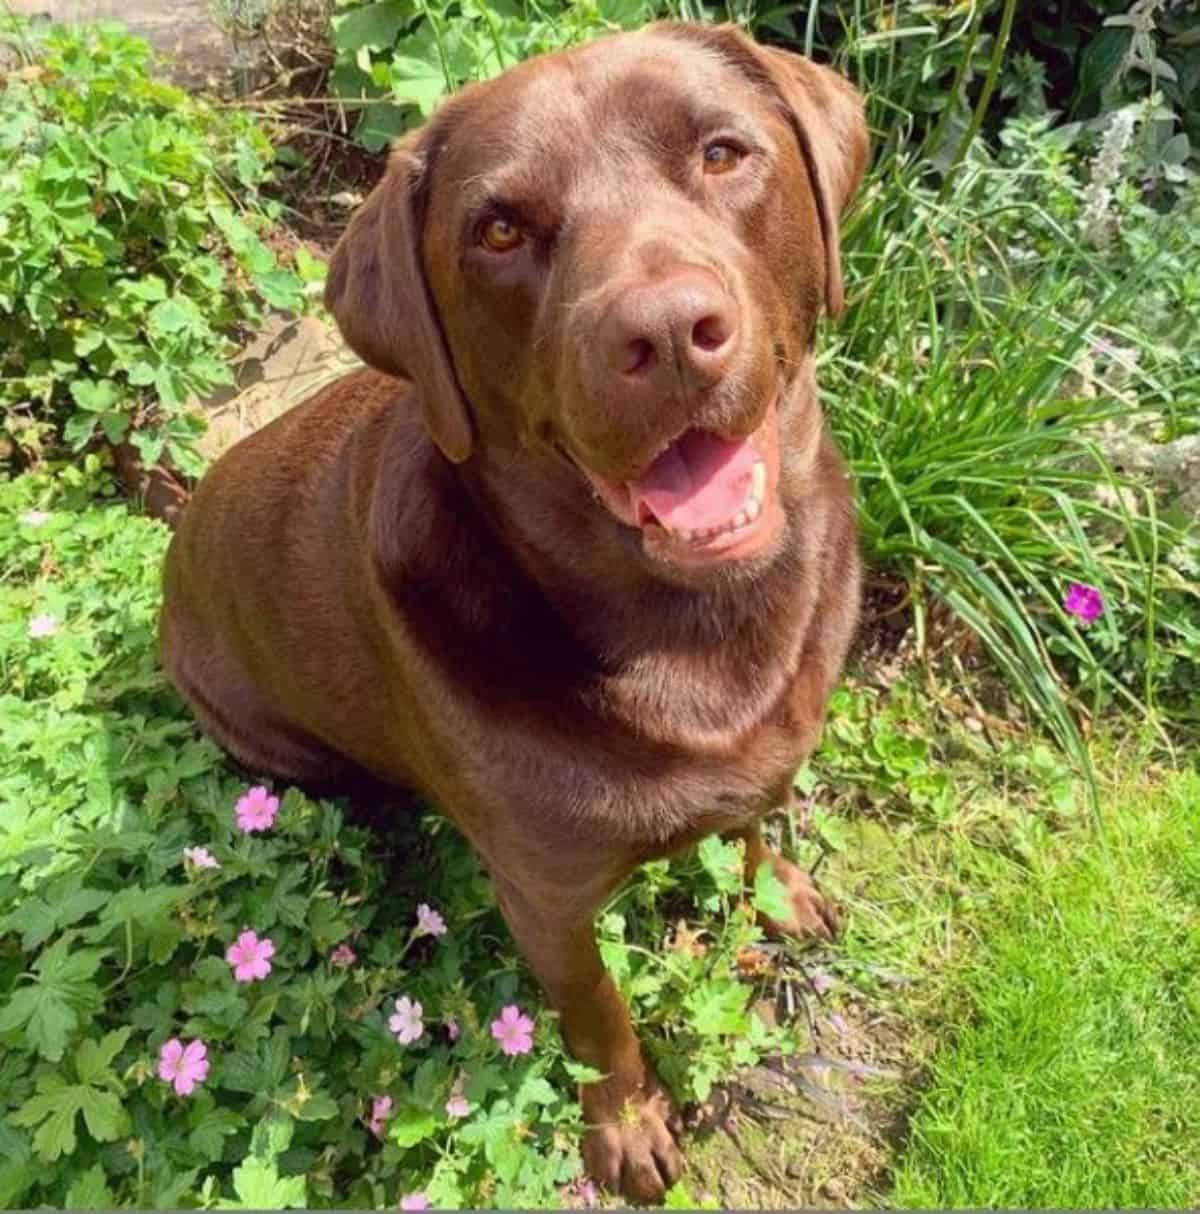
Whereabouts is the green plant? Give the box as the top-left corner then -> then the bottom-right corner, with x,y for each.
822,118 -> 1200,777
0,20 -> 317,476
328,0 -> 660,151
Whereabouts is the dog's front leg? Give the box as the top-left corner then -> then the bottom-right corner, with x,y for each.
491,872 -> 683,1203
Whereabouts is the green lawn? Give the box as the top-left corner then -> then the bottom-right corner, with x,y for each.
890,763 -> 1200,1208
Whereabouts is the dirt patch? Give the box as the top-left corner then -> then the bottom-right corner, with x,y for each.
681,986 -> 921,1208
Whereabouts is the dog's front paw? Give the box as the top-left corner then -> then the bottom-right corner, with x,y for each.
759,857 -> 839,941
582,1083 -> 682,1205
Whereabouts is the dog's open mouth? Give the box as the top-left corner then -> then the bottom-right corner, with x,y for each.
580,396 -> 782,566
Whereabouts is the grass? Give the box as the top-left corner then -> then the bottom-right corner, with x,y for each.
888,759 -> 1200,1208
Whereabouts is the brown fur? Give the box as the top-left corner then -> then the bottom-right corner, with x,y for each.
161,21 -> 867,1203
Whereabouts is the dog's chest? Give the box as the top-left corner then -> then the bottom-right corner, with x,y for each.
450,657 -> 816,854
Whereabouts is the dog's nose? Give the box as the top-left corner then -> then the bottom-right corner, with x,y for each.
601,269 -> 739,394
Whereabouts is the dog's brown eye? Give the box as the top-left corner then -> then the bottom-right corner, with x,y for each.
481,217 -> 524,252
703,142 -> 743,175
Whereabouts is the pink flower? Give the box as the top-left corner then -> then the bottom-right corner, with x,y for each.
234,785 -> 279,833
158,1038 -> 210,1096
331,943 -> 357,967
399,1195 -> 429,1211
414,903 -> 447,938
28,613 -> 58,638
490,1004 -> 535,1057
1064,582 -> 1104,624
183,846 -> 220,870
445,1078 -> 469,1119
20,509 -> 51,527
367,1094 -> 393,1139
563,1177 -> 600,1208
225,929 -> 275,982
388,995 -> 424,1045
444,1015 -> 460,1042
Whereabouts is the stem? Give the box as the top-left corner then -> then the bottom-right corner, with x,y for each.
925,2 -> 982,169
937,0 -> 1017,204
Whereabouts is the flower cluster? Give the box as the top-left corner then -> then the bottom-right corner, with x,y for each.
1080,106 -> 1138,248
159,785 -> 287,1099
158,783 -> 545,1212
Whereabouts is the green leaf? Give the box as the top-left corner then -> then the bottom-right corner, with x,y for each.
752,863 -> 793,924
514,1073 -> 557,1110
69,378 -> 119,413
225,1156 -> 307,1209
249,1111 -> 294,1160
562,1058 -> 606,1085
0,983 -> 78,1062
665,1180 -> 720,1209
187,1098 -> 244,1161
355,100 -> 410,153
292,1090 -> 338,1122
332,0 -> 411,53
12,1084 -> 80,1163
76,1086 -> 127,1143
98,410 -> 129,444
388,1103 -> 437,1149
147,295 -> 201,337
30,1099 -> 79,1163
389,50 -> 448,116
697,835 -> 742,895
65,1162 -> 114,1209
1076,26 -> 1132,100
684,979 -> 751,1037
75,1026 -> 131,1085
0,897 -> 58,950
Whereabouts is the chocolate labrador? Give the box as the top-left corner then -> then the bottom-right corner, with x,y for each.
160,20 -> 867,1202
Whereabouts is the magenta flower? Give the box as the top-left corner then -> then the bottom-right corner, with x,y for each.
1064,582 -> 1104,624
444,1014 -> 460,1042
226,929 -> 275,982
183,846 -> 220,871
367,1094 -> 393,1139
28,613 -> 58,638
399,1195 -> 430,1211
158,1038 -> 210,1096
491,1004 -> 535,1057
388,995 -> 424,1045
414,903 -> 447,938
234,785 -> 279,833
809,970 -> 834,995
331,942 -> 357,967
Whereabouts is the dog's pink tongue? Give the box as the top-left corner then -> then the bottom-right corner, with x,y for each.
632,430 -> 756,532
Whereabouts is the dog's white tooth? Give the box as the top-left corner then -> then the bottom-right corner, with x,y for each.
733,510 -> 748,530
751,460 -> 767,504
744,496 -> 761,522
677,528 -> 693,542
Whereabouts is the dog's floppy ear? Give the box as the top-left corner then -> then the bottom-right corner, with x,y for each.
324,133 -> 473,463
755,43 -> 868,316
660,23 -> 868,317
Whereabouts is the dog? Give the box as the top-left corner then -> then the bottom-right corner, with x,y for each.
160,20 -> 867,1202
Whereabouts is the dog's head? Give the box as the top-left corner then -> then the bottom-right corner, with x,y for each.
326,23 -> 867,579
